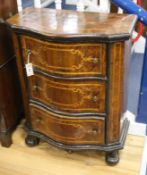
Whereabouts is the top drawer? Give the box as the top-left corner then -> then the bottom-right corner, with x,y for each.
21,36 -> 106,77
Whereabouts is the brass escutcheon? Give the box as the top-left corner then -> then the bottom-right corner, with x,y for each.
32,85 -> 38,91
88,128 -> 98,135
92,57 -> 99,64
92,96 -> 97,102
36,117 -> 42,123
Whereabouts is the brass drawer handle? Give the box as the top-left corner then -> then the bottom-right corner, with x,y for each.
92,96 -> 97,102
32,85 -> 38,91
92,58 -> 100,64
36,118 -> 42,123
88,128 -> 98,135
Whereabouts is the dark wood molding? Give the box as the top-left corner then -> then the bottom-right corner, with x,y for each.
29,100 -> 106,118
25,118 -> 129,152
6,7 -> 137,43
6,27 -> 132,43
34,67 -> 108,81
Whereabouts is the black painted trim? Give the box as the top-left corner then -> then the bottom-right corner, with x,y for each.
105,43 -> 111,144
25,118 -> 129,152
7,26 -> 131,43
34,67 -> 108,81
29,100 -> 106,119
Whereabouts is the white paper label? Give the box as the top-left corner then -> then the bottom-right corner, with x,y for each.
25,63 -> 34,77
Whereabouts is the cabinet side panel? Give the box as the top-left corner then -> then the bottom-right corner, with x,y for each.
107,42 -> 124,143
12,33 -> 30,121
0,59 -> 22,131
0,23 -> 14,65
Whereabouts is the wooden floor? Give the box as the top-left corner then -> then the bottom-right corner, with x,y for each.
0,123 -> 145,175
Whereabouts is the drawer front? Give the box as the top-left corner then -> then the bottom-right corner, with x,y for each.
22,36 -> 106,77
28,74 -> 106,113
30,104 -> 105,144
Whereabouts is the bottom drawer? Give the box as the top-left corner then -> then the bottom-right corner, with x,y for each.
30,104 -> 105,145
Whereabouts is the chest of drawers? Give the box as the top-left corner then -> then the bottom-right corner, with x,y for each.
7,8 -> 137,165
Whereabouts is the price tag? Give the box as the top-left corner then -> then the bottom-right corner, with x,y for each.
25,63 -> 34,77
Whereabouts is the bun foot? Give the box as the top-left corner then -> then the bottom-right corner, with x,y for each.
25,135 -> 39,147
105,151 -> 119,165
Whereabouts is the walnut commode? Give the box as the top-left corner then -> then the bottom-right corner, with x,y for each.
7,8 -> 137,165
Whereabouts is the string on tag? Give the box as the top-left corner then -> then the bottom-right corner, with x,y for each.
27,49 -> 32,64
25,49 -> 34,77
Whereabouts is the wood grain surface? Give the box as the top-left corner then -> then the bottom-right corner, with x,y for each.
107,41 -> 124,143
30,105 -> 105,145
28,74 -> 106,113
0,122 -> 145,175
7,8 -> 137,41
22,36 -> 106,77
0,0 -> 23,147
0,58 -> 22,130
0,23 -> 14,65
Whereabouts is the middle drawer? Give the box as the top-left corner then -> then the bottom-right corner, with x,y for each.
28,74 -> 106,114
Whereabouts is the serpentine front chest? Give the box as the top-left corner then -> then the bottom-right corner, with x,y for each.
7,8 -> 137,165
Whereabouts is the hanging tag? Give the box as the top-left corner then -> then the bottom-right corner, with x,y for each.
25,63 -> 34,77
25,49 -> 34,77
